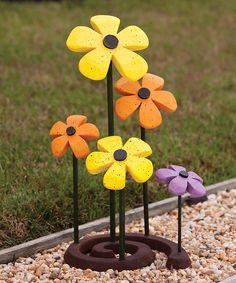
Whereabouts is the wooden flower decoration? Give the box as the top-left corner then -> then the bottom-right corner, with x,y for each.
66,15 -> 149,81
155,165 -> 206,197
49,115 -> 100,159
115,73 -> 177,129
86,136 -> 153,190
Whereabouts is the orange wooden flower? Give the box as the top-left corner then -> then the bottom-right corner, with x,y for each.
114,73 -> 177,129
49,115 -> 100,159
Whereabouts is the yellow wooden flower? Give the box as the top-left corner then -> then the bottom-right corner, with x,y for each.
86,136 -> 153,190
66,15 -> 149,81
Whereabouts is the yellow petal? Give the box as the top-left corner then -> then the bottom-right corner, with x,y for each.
66,26 -> 102,52
126,156 -> 153,183
112,48 -> 148,81
117,26 -> 149,51
123,137 -> 152,158
97,136 -> 123,153
86,152 -> 113,174
103,162 -> 126,190
90,15 -> 120,35
79,46 -> 112,80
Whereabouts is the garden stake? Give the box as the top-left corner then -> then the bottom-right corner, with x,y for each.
64,14 -> 193,272
155,165 -> 206,256
178,195 -> 182,252
140,126 -> 149,236
107,62 -> 116,242
50,115 -> 99,244
73,153 -> 79,243
119,190 -> 125,261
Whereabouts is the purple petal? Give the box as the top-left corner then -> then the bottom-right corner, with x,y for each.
188,171 -> 203,183
168,176 -> 188,196
169,165 -> 186,173
187,178 -> 206,197
155,168 -> 178,184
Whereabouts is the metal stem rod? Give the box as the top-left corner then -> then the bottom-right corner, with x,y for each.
178,195 -> 182,252
119,190 -> 125,261
73,154 -> 79,243
140,126 -> 149,236
107,62 -> 116,242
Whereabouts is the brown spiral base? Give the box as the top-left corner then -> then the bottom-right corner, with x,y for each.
64,233 -> 191,271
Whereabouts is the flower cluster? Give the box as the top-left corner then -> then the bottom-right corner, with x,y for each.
49,14 -> 205,196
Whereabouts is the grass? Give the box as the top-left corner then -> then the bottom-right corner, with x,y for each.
0,0 -> 236,248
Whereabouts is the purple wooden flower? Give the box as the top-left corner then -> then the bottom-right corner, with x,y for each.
155,165 -> 206,197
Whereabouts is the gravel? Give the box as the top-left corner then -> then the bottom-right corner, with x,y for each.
0,189 -> 235,283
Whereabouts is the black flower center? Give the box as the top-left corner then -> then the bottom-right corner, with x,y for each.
138,87 -> 151,99
179,170 -> 189,178
103,34 -> 119,49
66,126 -> 76,136
113,149 -> 127,161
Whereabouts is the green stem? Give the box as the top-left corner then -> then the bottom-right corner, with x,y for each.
178,195 -> 182,252
107,62 -> 116,242
140,126 -> 149,236
119,190 -> 125,261
73,154 -> 79,243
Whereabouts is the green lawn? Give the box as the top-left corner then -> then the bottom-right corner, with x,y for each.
0,0 -> 236,248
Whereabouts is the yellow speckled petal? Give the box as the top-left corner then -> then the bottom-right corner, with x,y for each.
123,137 -> 152,158
86,152 -> 113,174
112,48 -> 148,81
126,156 -> 153,183
66,26 -> 102,52
79,46 -> 112,80
97,136 -> 123,153
90,15 -> 120,35
117,26 -> 149,51
103,162 -> 126,190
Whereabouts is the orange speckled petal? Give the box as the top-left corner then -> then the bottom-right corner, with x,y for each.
77,123 -> 100,141
49,121 -> 67,138
142,73 -> 164,91
66,115 -> 87,129
138,100 -> 162,129
115,95 -> 141,120
114,77 -> 140,96
69,134 -> 90,159
151,90 -> 177,112
51,135 -> 69,157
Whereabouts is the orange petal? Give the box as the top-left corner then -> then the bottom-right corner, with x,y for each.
142,73 -> 164,91
138,100 -> 162,129
77,123 -> 100,141
69,134 -> 90,158
49,121 -> 67,138
66,115 -> 87,129
51,135 -> 69,157
151,90 -> 177,112
114,77 -> 140,96
115,95 -> 141,120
